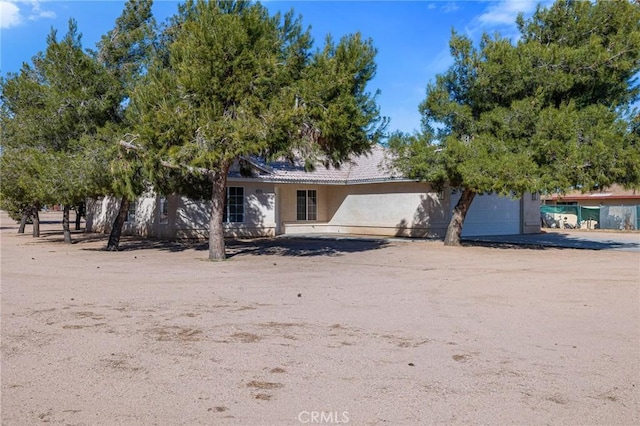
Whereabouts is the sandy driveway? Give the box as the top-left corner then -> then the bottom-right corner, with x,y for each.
1,212 -> 639,425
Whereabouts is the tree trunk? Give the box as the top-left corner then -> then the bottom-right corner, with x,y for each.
32,203 -> 40,237
62,205 -> 72,244
106,196 -> 130,251
18,207 -> 30,234
444,188 -> 476,246
75,202 -> 85,231
208,165 -> 230,261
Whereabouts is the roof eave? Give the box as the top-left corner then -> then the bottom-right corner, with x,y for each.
226,176 -> 418,185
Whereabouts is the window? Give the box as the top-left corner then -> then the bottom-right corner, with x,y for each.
126,201 -> 136,222
297,190 -> 317,221
159,197 -> 169,224
224,187 -> 244,223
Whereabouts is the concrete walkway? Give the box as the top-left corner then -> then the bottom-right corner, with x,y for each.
463,229 -> 640,252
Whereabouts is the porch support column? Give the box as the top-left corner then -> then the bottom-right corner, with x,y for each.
274,185 -> 282,235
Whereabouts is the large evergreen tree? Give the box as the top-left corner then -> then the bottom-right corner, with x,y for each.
132,0 -> 385,260
95,0 -> 156,251
389,0 -> 640,245
1,55 -> 53,237
1,20 -> 120,243
0,148 -> 47,236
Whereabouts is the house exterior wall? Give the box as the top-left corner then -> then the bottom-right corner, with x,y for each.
86,182 -> 277,239
85,196 -> 115,234
281,181 -> 450,237
86,183 -> 540,240
522,192 -> 541,234
172,182 -> 277,238
86,193 -> 155,237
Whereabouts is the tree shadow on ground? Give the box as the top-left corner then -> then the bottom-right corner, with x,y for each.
28,229 -> 103,242
26,228 -> 637,255
62,232 -> 389,257
225,237 -> 389,258
461,240 -> 550,250
1,220 -> 73,233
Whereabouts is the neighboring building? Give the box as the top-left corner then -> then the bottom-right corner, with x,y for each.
86,145 -> 541,239
541,185 -> 640,230
542,184 -> 640,207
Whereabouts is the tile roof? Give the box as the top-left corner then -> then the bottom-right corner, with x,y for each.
237,144 -> 410,185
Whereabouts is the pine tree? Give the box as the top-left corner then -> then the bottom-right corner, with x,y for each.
95,0 -> 156,251
390,0 -> 640,245
1,20 -> 120,243
132,0 -> 385,260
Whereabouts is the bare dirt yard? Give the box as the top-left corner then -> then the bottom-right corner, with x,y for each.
1,211 -> 638,425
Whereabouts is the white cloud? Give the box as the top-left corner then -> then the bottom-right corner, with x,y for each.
477,0 -> 538,27
0,1 -> 22,28
441,2 -> 460,14
426,44 -> 453,75
27,0 -> 56,21
0,0 -> 55,29
462,0 -> 557,41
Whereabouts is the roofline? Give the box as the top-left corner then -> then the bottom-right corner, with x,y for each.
544,194 -> 640,201
226,176 -> 418,185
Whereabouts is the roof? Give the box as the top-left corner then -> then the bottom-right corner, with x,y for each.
229,144 -> 412,185
543,184 -> 640,201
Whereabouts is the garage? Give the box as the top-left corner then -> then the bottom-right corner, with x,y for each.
451,192 -> 521,237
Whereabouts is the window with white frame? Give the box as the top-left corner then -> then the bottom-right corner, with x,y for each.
159,197 -> 169,224
126,201 -> 136,222
296,189 -> 317,221
224,187 -> 244,223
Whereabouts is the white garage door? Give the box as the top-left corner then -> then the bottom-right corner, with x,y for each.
450,192 -> 521,237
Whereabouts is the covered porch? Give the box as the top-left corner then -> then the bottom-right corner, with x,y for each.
274,181 -> 450,238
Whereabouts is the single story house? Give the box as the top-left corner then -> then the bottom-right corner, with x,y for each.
86,145 -> 541,239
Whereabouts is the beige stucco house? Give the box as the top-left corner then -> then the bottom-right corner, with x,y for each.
86,145 -> 541,239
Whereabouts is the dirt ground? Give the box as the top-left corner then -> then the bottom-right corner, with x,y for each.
1,211 -> 638,425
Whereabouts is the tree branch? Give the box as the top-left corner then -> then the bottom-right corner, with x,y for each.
118,136 -> 213,177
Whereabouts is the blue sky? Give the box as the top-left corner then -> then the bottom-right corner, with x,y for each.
0,0 -> 547,134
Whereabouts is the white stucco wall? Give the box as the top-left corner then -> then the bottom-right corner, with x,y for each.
85,196 -> 116,234
522,192 -> 542,234
328,182 -> 448,237
86,183 -> 540,240
280,182 -> 449,237
87,183 -> 277,239
171,182 -> 277,238
85,192 -> 155,237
